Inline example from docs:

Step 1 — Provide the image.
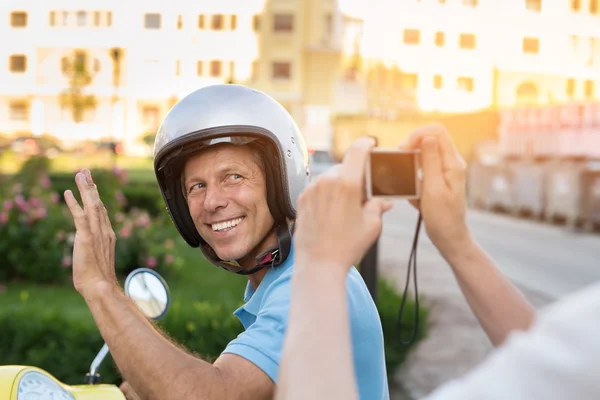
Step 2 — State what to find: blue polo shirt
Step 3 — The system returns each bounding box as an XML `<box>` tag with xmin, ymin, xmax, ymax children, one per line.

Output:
<box><xmin>222</xmin><ymin>244</ymin><xmax>389</xmax><ymax>400</ymax></box>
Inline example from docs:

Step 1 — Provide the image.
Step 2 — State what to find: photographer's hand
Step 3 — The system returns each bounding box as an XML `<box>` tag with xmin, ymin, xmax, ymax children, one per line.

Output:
<box><xmin>401</xmin><ymin>125</ymin><xmax>535</xmax><ymax>346</ymax></box>
<box><xmin>401</xmin><ymin>124</ymin><xmax>471</xmax><ymax>259</ymax></box>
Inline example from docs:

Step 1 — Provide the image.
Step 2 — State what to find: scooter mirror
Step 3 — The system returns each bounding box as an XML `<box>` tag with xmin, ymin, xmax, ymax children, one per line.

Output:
<box><xmin>124</xmin><ymin>268</ymin><xmax>170</xmax><ymax>320</ymax></box>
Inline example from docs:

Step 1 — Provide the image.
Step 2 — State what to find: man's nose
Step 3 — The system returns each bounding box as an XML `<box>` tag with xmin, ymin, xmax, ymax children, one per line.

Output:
<box><xmin>203</xmin><ymin>185</ymin><xmax>228</xmax><ymax>212</ymax></box>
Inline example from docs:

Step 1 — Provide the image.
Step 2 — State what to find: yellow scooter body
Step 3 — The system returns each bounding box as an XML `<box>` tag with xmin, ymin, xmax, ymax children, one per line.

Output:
<box><xmin>0</xmin><ymin>366</ymin><xmax>125</xmax><ymax>400</ymax></box>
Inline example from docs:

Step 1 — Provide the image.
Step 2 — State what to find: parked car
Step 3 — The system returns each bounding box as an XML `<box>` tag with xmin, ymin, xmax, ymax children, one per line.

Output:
<box><xmin>309</xmin><ymin>149</ymin><xmax>337</xmax><ymax>179</ymax></box>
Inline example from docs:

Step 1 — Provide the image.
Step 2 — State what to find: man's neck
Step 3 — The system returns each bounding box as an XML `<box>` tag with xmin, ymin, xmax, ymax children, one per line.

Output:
<box><xmin>248</xmin><ymin>268</ymin><xmax>269</xmax><ymax>289</ymax></box>
<box><xmin>238</xmin><ymin>229</ymin><xmax>279</xmax><ymax>289</ymax></box>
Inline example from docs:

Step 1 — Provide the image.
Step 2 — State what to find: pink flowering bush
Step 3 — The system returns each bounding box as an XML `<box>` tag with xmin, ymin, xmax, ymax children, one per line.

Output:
<box><xmin>113</xmin><ymin>208</ymin><xmax>181</xmax><ymax>280</ymax></box>
<box><xmin>0</xmin><ymin>178</ymin><xmax>73</xmax><ymax>283</ymax></box>
<box><xmin>0</xmin><ymin>156</ymin><xmax>180</xmax><ymax>285</ymax></box>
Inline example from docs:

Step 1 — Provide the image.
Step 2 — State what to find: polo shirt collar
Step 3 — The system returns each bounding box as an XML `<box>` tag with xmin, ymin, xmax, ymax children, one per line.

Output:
<box><xmin>239</xmin><ymin>244</ymin><xmax>295</xmax><ymax>317</ymax></box>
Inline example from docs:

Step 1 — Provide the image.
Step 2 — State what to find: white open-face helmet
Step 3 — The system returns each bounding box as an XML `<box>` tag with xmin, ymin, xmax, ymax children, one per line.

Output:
<box><xmin>153</xmin><ymin>84</ymin><xmax>310</xmax><ymax>273</ymax></box>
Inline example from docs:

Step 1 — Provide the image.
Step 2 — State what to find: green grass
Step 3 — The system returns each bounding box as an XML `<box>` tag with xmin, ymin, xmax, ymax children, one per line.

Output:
<box><xmin>0</xmin><ymin>238</ymin><xmax>248</xmax><ymax>322</ymax></box>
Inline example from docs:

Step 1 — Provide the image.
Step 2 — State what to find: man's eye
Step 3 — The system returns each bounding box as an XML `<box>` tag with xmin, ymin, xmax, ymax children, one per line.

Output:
<box><xmin>231</xmin><ymin>174</ymin><xmax>242</xmax><ymax>180</ymax></box>
<box><xmin>189</xmin><ymin>183</ymin><xmax>205</xmax><ymax>192</ymax></box>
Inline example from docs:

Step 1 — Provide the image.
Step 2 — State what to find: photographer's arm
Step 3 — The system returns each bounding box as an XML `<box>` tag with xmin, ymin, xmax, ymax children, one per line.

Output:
<box><xmin>403</xmin><ymin>126</ymin><xmax>535</xmax><ymax>346</ymax></box>
<box><xmin>437</xmin><ymin>233</ymin><xmax>535</xmax><ymax>347</ymax></box>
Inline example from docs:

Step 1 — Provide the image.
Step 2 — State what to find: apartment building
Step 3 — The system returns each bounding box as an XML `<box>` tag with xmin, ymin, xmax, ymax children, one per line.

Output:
<box><xmin>359</xmin><ymin>0</ymin><xmax>600</xmax><ymax>116</ymax></box>
<box><xmin>0</xmin><ymin>0</ymin><xmax>360</xmax><ymax>152</ymax></box>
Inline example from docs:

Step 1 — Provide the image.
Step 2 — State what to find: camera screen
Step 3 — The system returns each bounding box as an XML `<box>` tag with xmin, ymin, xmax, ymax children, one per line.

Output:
<box><xmin>370</xmin><ymin>152</ymin><xmax>417</xmax><ymax>196</ymax></box>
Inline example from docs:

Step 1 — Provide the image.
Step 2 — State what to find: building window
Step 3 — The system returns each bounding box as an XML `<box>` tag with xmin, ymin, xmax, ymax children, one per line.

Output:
<box><xmin>523</xmin><ymin>37</ymin><xmax>540</xmax><ymax>54</ymax></box>
<box><xmin>141</xmin><ymin>107</ymin><xmax>160</xmax><ymax>131</ymax></box>
<box><xmin>571</xmin><ymin>0</ymin><xmax>581</xmax><ymax>11</ymax></box>
<box><xmin>516</xmin><ymin>82</ymin><xmax>539</xmax><ymax>105</ymax></box>
<box><xmin>177</xmin><ymin>15</ymin><xmax>183</xmax><ymax>30</ymax></box>
<box><xmin>591</xmin><ymin>0</ymin><xmax>599</xmax><ymax>13</ymax></box>
<box><xmin>525</xmin><ymin>0</ymin><xmax>542</xmax><ymax>11</ymax></box>
<box><xmin>198</xmin><ymin>15</ymin><xmax>205</xmax><ymax>29</ymax></box>
<box><xmin>93</xmin><ymin>11</ymin><xmax>101</xmax><ymax>26</ymax></box>
<box><xmin>62</xmin><ymin>11</ymin><xmax>70</xmax><ymax>26</ymax></box>
<box><xmin>76</xmin><ymin>11</ymin><xmax>87</xmax><ymax>26</ymax></box>
<box><xmin>459</xmin><ymin>34</ymin><xmax>476</xmax><ymax>49</ymax></box>
<box><xmin>210</xmin><ymin>60</ymin><xmax>222</xmax><ymax>77</ymax></box>
<box><xmin>49</xmin><ymin>11</ymin><xmax>56</xmax><ymax>26</ymax></box>
<box><xmin>93</xmin><ymin>59</ymin><xmax>101</xmax><ymax>72</ymax></box>
<box><xmin>401</xmin><ymin>73</ymin><xmax>418</xmax><ymax>90</ymax></box>
<box><xmin>253</xmin><ymin>15</ymin><xmax>260</xmax><ymax>30</ymax></box>
<box><xmin>211</xmin><ymin>14</ymin><xmax>223</xmax><ymax>30</ymax></box>
<box><xmin>462</xmin><ymin>0</ymin><xmax>478</xmax><ymax>6</ymax></box>
<box><xmin>272</xmin><ymin>62</ymin><xmax>291</xmax><ymax>79</ymax></box>
<box><xmin>9</xmin><ymin>102</ymin><xmax>28</xmax><ymax>121</ymax></box>
<box><xmin>145</xmin><ymin>13</ymin><xmax>161</xmax><ymax>29</ymax></box>
<box><xmin>585</xmin><ymin>80</ymin><xmax>595</xmax><ymax>98</ymax></box>
<box><xmin>228</xmin><ymin>61</ymin><xmax>235</xmax><ymax>82</ymax></box>
<box><xmin>274</xmin><ymin>14</ymin><xmax>293</xmax><ymax>32</ymax></box>
<box><xmin>566</xmin><ymin>78</ymin><xmax>576</xmax><ymax>97</ymax></box>
<box><xmin>107</xmin><ymin>11</ymin><xmax>113</xmax><ymax>26</ymax></box>
<box><xmin>457</xmin><ymin>77</ymin><xmax>474</xmax><ymax>91</ymax></box>
<box><xmin>9</xmin><ymin>55</ymin><xmax>26</xmax><ymax>72</ymax></box>
<box><xmin>197</xmin><ymin>61</ymin><xmax>203</xmax><ymax>76</ymax></box>
<box><xmin>435</xmin><ymin>31</ymin><xmax>445</xmax><ymax>47</ymax></box>
<box><xmin>403</xmin><ymin>29</ymin><xmax>421</xmax><ymax>45</ymax></box>
<box><xmin>230</xmin><ymin>15</ymin><xmax>237</xmax><ymax>30</ymax></box>
<box><xmin>10</xmin><ymin>11</ymin><xmax>27</xmax><ymax>27</ymax></box>
<box><xmin>175</xmin><ymin>60</ymin><xmax>181</xmax><ymax>76</ymax></box>
<box><xmin>325</xmin><ymin>13</ymin><xmax>333</xmax><ymax>36</ymax></box>
<box><xmin>433</xmin><ymin>75</ymin><xmax>443</xmax><ymax>89</ymax></box>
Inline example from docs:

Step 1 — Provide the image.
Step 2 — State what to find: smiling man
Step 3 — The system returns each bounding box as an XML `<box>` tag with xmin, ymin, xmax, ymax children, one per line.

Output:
<box><xmin>65</xmin><ymin>84</ymin><xmax>389</xmax><ymax>400</ymax></box>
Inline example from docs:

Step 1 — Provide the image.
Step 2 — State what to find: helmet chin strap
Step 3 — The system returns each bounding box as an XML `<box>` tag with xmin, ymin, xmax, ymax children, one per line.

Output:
<box><xmin>204</xmin><ymin>223</ymin><xmax>292</xmax><ymax>276</ymax></box>
<box><xmin>233</xmin><ymin>224</ymin><xmax>292</xmax><ymax>276</ymax></box>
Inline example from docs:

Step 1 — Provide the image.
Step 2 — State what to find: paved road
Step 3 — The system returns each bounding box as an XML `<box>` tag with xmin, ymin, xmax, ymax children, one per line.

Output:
<box><xmin>377</xmin><ymin>202</ymin><xmax>600</xmax><ymax>399</ymax></box>
<box><xmin>380</xmin><ymin>202</ymin><xmax>600</xmax><ymax>300</ymax></box>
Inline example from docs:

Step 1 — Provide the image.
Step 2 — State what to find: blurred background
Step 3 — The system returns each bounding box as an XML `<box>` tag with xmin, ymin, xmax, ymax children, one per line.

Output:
<box><xmin>0</xmin><ymin>0</ymin><xmax>599</xmax><ymax>398</ymax></box>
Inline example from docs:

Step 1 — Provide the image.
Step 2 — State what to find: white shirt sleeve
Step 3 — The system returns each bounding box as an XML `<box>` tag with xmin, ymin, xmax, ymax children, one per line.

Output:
<box><xmin>424</xmin><ymin>282</ymin><xmax>600</xmax><ymax>400</ymax></box>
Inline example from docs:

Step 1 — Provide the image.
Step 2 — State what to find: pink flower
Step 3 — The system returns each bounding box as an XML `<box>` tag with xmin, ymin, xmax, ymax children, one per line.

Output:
<box><xmin>164</xmin><ymin>254</ymin><xmax>175</xmax><ymax>265</ymax></box>
<box><xmin>115</xmin><ymin>191</ymin><xmax>126</xmax><ymax>207</ymax></box>
<box><xmin>136</xmin><ymin>213</ymin><xmax>151</xmax><ymax>228</ymax></box>
<box><xmin>61</xmin><ymin>256</ymin><xmax>72</xmax><ymax>268</ymax></box>
<box><xmin>50</xmin><ymin>192</ymin><xmax>60</xmax><ymax>204</ymax></box>
<box><xmin>145</xmin><ymin>256</ymin><xmax>158</xmax><ymax>269</ymax></box>
<box><xmin>119</xmin><ymin>226</ymin><xmax>132</xmax><ymax>238</ymax></box>
<box><xmin>40</xmin><ymin>174</ymin><xmax>51</xmax><ymax>189</ymax></box>
<box><xmin>0</xmin><ymin>212</ymin><xmax>8</xmax><ymax>225</ymax></box>
<box><xmin>15</xmin><ymin>195</ymin><xmax>28</xmax><ymax>213</ymax></box>
<box><xmin>33</xmin><ymin>207</ymin><xmax>47</xmax><ymax>220</ymax></box>
<box><xmin>115</xmin><ymin>212</ymin><xmax>125</xmax><ymax>223</ymax></box>
<box><xmin>29</xmin><ymin>197</ymin><xmax>42</xmax><ymax>208</ymax></box>
<box><xmin>164</xmin><ymin>239</ymin><xmax>174</xmax><ymax>249</ymax></box>
<box><xmin>3</xmin><ymin>200</ymin><xmax>13</xmax><ymax>211</ymax></box>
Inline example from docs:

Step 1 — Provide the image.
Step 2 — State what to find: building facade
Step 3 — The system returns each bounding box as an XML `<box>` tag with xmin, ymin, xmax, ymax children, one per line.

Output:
<box><xmin>359</xmin><ymin>0</ymin><xmax>600</xmax><ymax>116</ymax></box>
<box><xmin>0</xmin><ymin>0</ymin><xmax>360</xmax><ymax>153</ymax></box>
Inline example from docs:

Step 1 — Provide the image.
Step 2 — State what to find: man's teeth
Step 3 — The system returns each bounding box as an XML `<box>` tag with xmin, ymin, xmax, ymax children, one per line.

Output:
<box><xmin>212</xmin><ymin>218</ymin><xmax>243</xmax><ymax>231</ymax></box>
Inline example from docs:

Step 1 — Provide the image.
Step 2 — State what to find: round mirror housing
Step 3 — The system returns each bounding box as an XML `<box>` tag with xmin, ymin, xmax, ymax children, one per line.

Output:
<box><xmin>124</xmin><ymin>268</ymin><xmax>170</xmax><ymax>320</ymax></box>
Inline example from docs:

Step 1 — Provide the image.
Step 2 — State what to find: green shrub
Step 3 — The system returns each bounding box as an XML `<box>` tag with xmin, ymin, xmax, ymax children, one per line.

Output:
<box><xmin>377</xmin><ymin>279</ymin><xmax>428</xmax><ymax>378</ymax></box>
<box><xmin>0</xmin><ymin>303</ymin><xmax>243</xmax><ymax>386</ymax></box>
<box><xmin>0</xmin><ymin>161</ymin><xmax>179</xmax><ymax>284</ymax></box>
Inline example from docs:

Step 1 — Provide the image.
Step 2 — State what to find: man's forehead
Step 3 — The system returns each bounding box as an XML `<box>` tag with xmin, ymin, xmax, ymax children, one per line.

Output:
<box><xmin>182</xmin><ymin>144</ymin><xmax>261</xmax><ymax>179</ymax></box>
